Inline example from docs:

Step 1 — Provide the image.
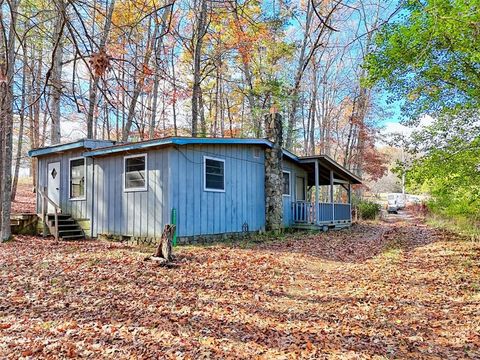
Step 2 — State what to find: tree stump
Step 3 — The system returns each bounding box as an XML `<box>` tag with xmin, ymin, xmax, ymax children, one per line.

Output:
<box><xmin>150</xmin><ymin>224</ymin><xmax>176</xmax><ymax>264</ymax></box>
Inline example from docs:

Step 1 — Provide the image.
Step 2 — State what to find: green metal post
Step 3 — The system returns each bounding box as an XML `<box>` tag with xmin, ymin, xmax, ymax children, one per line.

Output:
<box><xmin>171</xmin><ymin>208</ymin><xmax>177</xmax><ymax>246</ymax></box>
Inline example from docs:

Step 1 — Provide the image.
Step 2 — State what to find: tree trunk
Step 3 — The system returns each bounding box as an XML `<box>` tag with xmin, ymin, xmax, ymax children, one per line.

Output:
<box><xmin>122</xmin><ymin>17</ymin><xmax>166</xmax><ymax>141</ymax></box>
<box><xmin>49</xmin><ymin>0</ymin><xmax>65</xmax><ymax>145</ymax></box>
<box><xmin>171</xmin><ymin>47</ymin><xmax>178</xmax><ymax>136</ymax></box>
<box><xmin>149</xmin><ymin>65</ymin><xmax>160</xmax><ymax>139</ymax></box>
<box><xmin>11</xmin><ymin>35</ymin><xmax>28</xmax><ymax>201</ymax></box>
<box><xmin>199</xmin><ymin>87</ymin><xmax>206</xmax><ymax>136</ymax></box>
<box><xmin>191</xmin><ymin>0</ymin><xmax>208</xmax><ymax>137</ymax></box>
<box><xmin>153</xmin><ymin>224</ymin><xmax>176</xmax><ymax>262</ymax></box>
<box><xmin>29</xmin><ymin>43</ymin><xmax>42</xmax><ymax>189</ymax></box>
<box><xmin>229</xmin><ymin>2</ymin><xmax>260</xmax><ymax>137</ymax></box>
<box><xmin>86</xmin><ymin>0</ymin><xmax>116</xmax><ymax>139</ymax></box>
<box><xmin>285</xmin><ymin>1</ymin><xmax>313</xmax><ymax>149</ymax></box>
<box><xmin>149</xmin><ymin>6</ymin><xmax>171</xmax><ymax>139</ymax></box>
<box><xmin>0</xmin><ymin>0</ymin><xmax>18</xmax><ymax>241</ymax></box>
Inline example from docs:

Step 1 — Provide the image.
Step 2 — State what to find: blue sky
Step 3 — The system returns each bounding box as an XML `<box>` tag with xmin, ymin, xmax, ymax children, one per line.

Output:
<box><xmin>378</xmin><ymin>91</ymin><xmax>404</xmax><ymax>125</ymax></box>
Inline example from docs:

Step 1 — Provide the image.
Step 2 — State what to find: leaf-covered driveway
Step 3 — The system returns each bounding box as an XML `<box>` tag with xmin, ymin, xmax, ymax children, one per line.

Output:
<box><xmin>1</xmin><ymin>214</ymin><xmax>479</xmax><ymax>359</ymax></box>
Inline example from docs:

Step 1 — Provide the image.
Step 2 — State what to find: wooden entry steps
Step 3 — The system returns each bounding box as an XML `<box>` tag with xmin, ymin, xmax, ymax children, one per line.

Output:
<box><xmin>11</xmin><ymin>214</ymin><xmax>38</xmax><ymax>235</ymax></box>
<box><xmin>46</xmin><ymin>214</ymin><xmax>85</xmax><ymax>240</ymax></box>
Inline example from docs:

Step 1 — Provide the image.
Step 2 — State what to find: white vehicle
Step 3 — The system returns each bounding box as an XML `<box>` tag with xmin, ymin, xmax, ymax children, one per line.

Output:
<box><xmin>387</xmin><ymin>194</ymin><xmax>398</xmax><ymax>214</ymax></box>
<box><xmin>396</xmin><ymin>193</ymin><xmax>406</xmax><ymax>209</ymax></box>
<box><xmin>387</xmin><ymin>193</ymin><xmax>406</xmax><ymax>210</ymax></box>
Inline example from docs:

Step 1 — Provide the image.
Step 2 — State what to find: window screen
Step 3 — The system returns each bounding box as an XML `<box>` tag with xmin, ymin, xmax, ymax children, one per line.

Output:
<box><xmin>125</xmin><ymin>155</ymin><xmax>146</xmax><ymax>190</ymax></box>
<box><xmin>205</xmin><ymin>158</ymin><xmax>224</xmax><ymax>191</ymax></box>
<box><xmin>70</xmin><ymin>158</ymin><xmax>85</xmax><ymax>198</ymax></box>
<box><xmin>283</xmin><ymin>172</ymin><xmax>290</xmax><ymax>195</ymax></box>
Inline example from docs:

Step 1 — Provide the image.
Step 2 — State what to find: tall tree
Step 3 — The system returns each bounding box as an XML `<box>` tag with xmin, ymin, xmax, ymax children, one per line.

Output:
<box><xmin>191</xmin><ymin>0</ymin><xmax>209</xmax><ymax>137</ymax></box>
<box><xmin>0</xmin><ymin>0</ymin><xmax>18</xmax><ymax>241</ymax></box>
<box><xmin>86</xmin><ymin>0</ymin><xmax>116</xmax><ymax>139</ymax></box>
<box><xmin>285</xmin><ymin>0</ymin><xmax>341</xmax><ymax>149</ymax></box>
<box><xmin>11</xmin><ymin>26</ymin><xmax>28</xmax><ymax>201</ymax></box>
<box><xmin>49</xmin><ymin>0</ymin><xmax>66</xmax><ymax>144</ymax></box>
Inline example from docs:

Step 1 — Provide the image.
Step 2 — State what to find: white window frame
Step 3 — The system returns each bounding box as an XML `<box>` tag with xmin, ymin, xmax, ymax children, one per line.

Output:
<box><xmin>282</xmin><ymin>170</ymin><xmax>291</xmax><ymax>197</ymax></box>
<box><xmin>68</xmin><ymin>156</ymin><xmax>86</xmax><ymax>201</ymax></box>
<box><xmin>124</xmin><ymin>153</ymin><xmax>148</xmax><ymax>192</ymax></box>
<box><xmin>204</xmin><ymin>156</ymin><xmax>225</xmax><ymax>193</ymax></box>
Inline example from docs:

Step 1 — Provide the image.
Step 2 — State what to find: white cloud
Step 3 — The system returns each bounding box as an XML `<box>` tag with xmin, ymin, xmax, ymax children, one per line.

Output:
<box><xmin>380</xmin><ymin>115</ymin><xmax>435</xmax><ymax>145</ymax></box>
<box><xmin>61</xmin><ymin>117</ymin><xmax>87</xmax><ymax>142</ymax></box>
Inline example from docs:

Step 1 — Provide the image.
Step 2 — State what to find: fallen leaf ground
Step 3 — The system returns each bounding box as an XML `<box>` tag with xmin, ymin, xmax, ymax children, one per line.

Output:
<box><xmin>1</xmin><ymin>212</ymin><xmax>479</xmax><ymax>359</ymax></box>
<box><xmin>12</xmin><ymin>182</ymin><xmax>36</xmax><ymax>214</ymax></box>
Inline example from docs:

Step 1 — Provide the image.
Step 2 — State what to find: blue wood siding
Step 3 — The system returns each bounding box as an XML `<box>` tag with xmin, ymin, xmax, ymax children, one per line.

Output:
<box><xmin>36</xmin><ymin>149</ymin><xmax>91</xmax><ymax>220</ymax></box>
<box><xmin>282</xmin><ymin>159</ymin><xmax>308</xmax><ymax>227</ymax></box>
<box><xmin>92</xmin><ymin>149</ymin><xmax>170</xmax><ymax>238</ymax></box>
<box><xmin>169</xmin><ymin>144</ymin><xmax>265</xmax><ymax>237</ymax></box>
<box><xmin>35</xmin><ymin>143</ymin><xmax>318</xmax><ymax>239</ymax></box>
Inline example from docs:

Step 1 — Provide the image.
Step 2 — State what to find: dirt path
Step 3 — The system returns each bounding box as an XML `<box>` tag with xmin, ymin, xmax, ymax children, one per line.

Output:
<box><xmin>0</xmin><ymin>212</ymin><xmax>479</xmax><ymax>358</ymax></box>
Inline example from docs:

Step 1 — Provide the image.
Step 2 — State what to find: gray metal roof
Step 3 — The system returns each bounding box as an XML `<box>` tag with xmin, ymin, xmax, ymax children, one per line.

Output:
<box><xmin>82</xmin><ymin>137</ymin><xmax>274</xmax><ymax>157</ymax></box>
<box><xmin>28</xmin><ymin>139</ymin><xmax>116</xmax><ymax>157</ymax></box>
<box><xmin>298</xmin><ymin>155</ymin><xmax>362</xmax><ymax>184</ymax></box>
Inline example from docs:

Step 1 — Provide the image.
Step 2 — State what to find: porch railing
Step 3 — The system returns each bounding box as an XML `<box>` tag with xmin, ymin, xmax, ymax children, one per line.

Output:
<box><xmin>38</xmin><ymin>187</ymin><xmax>61</xmax><ymax>241</ymax></box>
<box><xmin>292</xmin><ymin>201</ymin><xmax>351</xmax><ymax>224</ymax></box>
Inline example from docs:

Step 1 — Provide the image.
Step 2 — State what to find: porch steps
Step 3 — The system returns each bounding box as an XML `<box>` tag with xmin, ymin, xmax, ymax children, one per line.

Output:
<box><xmin>10</xmin><ymin>214</ymin><xmax>38</xmax><ymax>235</ymax></box>
<box><xmin>46</xmin><ymin>214</ymin><xmax>85</xmax><ymax>240</ymax></box>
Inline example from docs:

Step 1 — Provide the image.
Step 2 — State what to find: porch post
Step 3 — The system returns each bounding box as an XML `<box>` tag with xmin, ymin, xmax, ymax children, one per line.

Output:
<box><xmin>330</xmin><ymin>170</ymin><xmax>334</xmax><ymax>222</ymax></box>
<box><xmin>348</xmin><ymin>182</ymin><xmax>352</xmax><ymax>222</ymax></box>
<box><xmin>314</xmin><ymin>159</ymin><xmax>319</xmax><ymax>224</ymax></box>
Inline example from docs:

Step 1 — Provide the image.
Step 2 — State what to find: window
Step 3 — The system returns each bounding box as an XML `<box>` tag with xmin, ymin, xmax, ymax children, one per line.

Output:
<box><xmin>69</xmin><ymin>157</ymin><xmax>85</xmax><ymax>199</ymax></box>
<box><xmin>204</xmin><ymin>156</ymin><xmax>225</xmax><ymax>191</ymax></box>
<box><xmin>124</xmin><ymin>154</ymin><xmax>147</xmax><ymax>191</ymax></box>
<box><xmin>283</xmin><ymin>171</ymin><xmax>290</xmax><ymax>196</ymax></box>
<box><xmin>253</xmin><ymin>147</ymin><xmax>261</xmax><ymax>158</ymax></box>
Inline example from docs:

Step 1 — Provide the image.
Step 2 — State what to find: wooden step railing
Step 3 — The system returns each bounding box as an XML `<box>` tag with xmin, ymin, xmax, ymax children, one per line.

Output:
<box><xmin>38</xmin><ymin>187</ymin><xmax>61</xmax><ymax>241</ymax></box>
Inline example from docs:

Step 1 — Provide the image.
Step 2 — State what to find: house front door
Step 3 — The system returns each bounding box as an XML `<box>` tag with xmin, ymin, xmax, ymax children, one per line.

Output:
<box><xmin>47</xmin><ymin>162</ymin><xmax>61</xmax><ymax>213</ymax></box>
<box><xmin>296</xmin><ymin>176</ymin><xmax>306</xmax><ymax>201</ymax></box>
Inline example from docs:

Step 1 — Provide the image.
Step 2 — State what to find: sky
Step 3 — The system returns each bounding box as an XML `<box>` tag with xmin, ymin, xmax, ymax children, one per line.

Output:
<box><xmin>377</xmin><ymin>91</ymin><xmax>404</xmax><ymax>124</ymax></box>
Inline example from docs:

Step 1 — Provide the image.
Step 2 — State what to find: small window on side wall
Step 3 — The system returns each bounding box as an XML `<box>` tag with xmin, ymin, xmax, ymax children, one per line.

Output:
<box><xmin>283</xmin><ymin>171</ymin><xmax>290</xmax><ymax>196</ymax></box>
<box><xmin>70</xmin><ymin>158</ymin><xmax>85</xmax><ymax>199</ymax></box>
<box><xmin>124</xmin><ymin>154</ymin><xmax>147</xmax><ymax>191</ymax></box>
<box><xmin>204</xmin><ymin>156</ymin><xmax>225</xmax><ymax>192</ymax></box>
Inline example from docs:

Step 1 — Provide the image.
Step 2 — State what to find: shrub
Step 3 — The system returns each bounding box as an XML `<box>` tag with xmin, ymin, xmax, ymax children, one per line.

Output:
<box><xmin>357</xmin><ymin>200</ymin><xmax>381</xmax><ymax>220</ymax></box>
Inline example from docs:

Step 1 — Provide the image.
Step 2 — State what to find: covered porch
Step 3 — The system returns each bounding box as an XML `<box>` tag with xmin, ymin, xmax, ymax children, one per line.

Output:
<box><xmin>291</xmin><ymin>155</ymin><xmax>361</xmax><ymax>230</ymax></box>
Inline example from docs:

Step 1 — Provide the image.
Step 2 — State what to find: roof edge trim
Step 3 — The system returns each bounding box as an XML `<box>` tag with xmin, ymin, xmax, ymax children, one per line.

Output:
<box><xmin>28</xmin><ymin>139</ymin><xmax>114</xmax><ymax>157</ymax></box>
<box><xmin>83</xmin><ymin>137</ymin><xmax>274</xmax><ymax>157</ymax></box>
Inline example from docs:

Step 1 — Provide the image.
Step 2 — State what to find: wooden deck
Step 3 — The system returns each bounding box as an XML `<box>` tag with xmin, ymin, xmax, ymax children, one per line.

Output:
<box><xmin>291</xmin><ymin>201</ymin><xmax>352</xmax><ymax>230</ymax></box>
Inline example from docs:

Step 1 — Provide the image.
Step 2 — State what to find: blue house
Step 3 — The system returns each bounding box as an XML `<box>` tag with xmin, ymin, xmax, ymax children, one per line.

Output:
<box><xmin>28</xmin><ymin>137</ymin><xmax>361</xmax><ymax>243</ymax></box>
